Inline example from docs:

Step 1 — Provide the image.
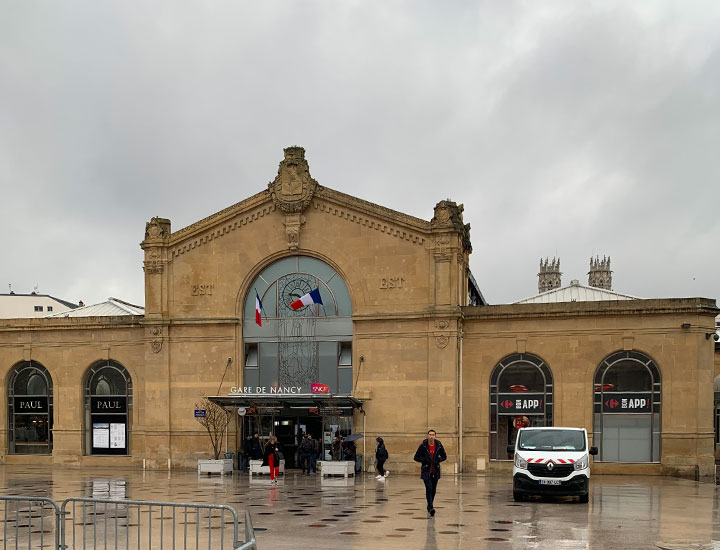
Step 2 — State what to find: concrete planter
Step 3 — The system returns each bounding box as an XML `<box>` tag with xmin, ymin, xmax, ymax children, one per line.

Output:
<box><xmin>197</xmin><ymin>459</ymin><xmax>233</xmax><ymax>475</ymax></box>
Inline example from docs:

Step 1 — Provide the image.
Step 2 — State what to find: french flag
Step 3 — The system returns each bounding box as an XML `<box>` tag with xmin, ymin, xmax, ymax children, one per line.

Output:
<box><xmin>290</xmin><ymin>288</ymin><xmax>323</xmax><ymax>311</ymax></box>
<box><xmin>255</xmin><ymin>291</ymin><xmax>264</xmax><ymax>326</ymax></box>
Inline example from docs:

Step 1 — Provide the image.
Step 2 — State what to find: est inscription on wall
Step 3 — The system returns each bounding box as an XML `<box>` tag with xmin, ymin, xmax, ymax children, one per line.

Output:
<box><xmin>379</xmin><ymin>277</ymin><xmax>405</xmax><ymax>289</ymax></box>
<box><xmin>191</xmin><ymin>284</ymin><xmax>215</xmax><ymax>296</ymax></box>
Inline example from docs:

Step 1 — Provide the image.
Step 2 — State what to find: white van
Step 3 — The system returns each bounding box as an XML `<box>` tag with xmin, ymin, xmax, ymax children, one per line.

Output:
<box><xmin>508</xmin><ymin>427</ymin><xmax>598</xmax><ymax>503</ymax></box>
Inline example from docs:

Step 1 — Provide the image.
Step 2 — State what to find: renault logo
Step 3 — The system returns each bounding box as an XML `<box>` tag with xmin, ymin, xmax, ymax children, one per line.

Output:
<box><xmin>547</xmin><ymin>462</ymin><xmax>554</xmax><ymax>471</ymax></box>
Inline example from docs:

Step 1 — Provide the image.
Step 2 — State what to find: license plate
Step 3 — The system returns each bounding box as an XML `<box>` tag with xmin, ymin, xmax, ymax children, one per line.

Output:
<box><xmin>539</xmin><ymin>479</ymin><xmax>561</xmax><ymax>485</ymax></box>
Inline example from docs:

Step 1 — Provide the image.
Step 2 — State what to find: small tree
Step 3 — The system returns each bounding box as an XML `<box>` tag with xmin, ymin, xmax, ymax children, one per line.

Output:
<box><xmin>194</xmin><ymin>398</ymin><xmax>230</xmax><ymax>460</ymax></box>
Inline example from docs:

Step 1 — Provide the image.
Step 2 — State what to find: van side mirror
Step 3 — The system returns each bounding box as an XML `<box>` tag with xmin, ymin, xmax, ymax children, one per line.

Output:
<box><xmin>589</xmin><ymin>446</ymin><xmax>598</xmax><ymax>456</ymax></box>
<box><xmin>506</xmin><ymin>445</ymin><xmax>515</xmax><ymax>454</ymax></box>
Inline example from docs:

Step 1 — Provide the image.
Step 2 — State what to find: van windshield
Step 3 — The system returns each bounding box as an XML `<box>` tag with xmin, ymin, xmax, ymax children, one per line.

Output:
<box><xmin>517</xmin><ymin>430</ymin><xmax>586</xmax><ymax>452</ymax></box>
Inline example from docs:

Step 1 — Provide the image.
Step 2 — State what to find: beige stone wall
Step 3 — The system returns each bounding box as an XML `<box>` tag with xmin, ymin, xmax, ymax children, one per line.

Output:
<box><xmin>462</xmin><ymin>298</ymin><xmax>718</xmax><ymax>479</ymax></box>
<box><xmin>0</xmin><ymin>317</ymin><xmax>144</xmax><ymax>467</ymax></box>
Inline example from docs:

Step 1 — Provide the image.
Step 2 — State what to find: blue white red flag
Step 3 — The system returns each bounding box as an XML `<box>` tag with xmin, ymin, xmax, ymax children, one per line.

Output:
<box><xmin>290</xmin><ymin>288</ymin><xmax>323</xmax><ymax>311</ymax></box>
<box><xmin>255</xmin><ymin>291</ymin><xmax>264</xmax><ymax>326</ymax></box>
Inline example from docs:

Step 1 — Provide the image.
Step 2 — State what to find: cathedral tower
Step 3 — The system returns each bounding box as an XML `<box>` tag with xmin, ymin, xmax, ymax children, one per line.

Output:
<box><xmin>538</xmin><ymin>257</ymin><xmax>562</xmax><ymax>293</ymax></box>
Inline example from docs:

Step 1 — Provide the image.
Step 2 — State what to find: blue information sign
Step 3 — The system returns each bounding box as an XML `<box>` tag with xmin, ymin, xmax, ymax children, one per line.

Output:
<box><xmin>194</xmin><ymin>409</ymin><xmax>207</xmax><ymax>418</ymax></box>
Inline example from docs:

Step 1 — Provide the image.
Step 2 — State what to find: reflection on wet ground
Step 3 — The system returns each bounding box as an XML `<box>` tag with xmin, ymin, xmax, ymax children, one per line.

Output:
<box><xmin>0</xmin><ymin>465</ymin><xmax>718</xmax><ymax>549</ymax></box>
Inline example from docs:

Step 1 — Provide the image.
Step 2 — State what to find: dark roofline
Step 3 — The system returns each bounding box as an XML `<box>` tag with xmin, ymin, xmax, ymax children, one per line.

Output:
<box><xmin>0</xmin><ymin>294</ymin><xmax>78</xmax><ymax>309</ymax></box>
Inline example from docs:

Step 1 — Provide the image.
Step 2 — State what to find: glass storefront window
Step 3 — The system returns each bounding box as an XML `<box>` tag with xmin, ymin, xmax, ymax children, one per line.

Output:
<box><xmin>85</xmin><ymin>361</ymin><xmax>132</xmax><ymax>456</ymax></box>
<box><xmin>489</xmin><ymin>353</ymin><xmax>554</xmax><ymax>460</ymax></box>
<box><xmin>242</xmin><ymin>256</ymin><xmax>353</xmax><ymax>395</ymax></box>
<box><xmin>8</xmin><ymin>361</ymin><xmax>53</xmax><ymax>455</ymax></box>
<box><xmin>593</xmin><ymin>351</ymin><xmax>661</xmax><ymax>463</ymax></box>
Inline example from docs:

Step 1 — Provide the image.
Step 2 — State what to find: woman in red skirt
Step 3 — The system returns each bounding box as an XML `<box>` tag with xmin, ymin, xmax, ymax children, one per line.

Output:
<box><xmin>262</xmin><ymin>435</ymin><xmax>281</xmax><ymax>483</ymax></box>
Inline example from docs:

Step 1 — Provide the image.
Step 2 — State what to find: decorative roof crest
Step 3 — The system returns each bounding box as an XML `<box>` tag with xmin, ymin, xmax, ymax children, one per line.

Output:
<box><xmin>268</xmin><ymin>146</ymin><xmax>318</xmax><ymax>214</ymax></box>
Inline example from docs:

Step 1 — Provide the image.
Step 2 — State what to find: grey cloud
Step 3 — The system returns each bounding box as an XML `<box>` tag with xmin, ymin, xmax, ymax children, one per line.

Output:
<box><xmin>1</xmin><ymin>1</ymin><xmax>718</xmax><ymax>306</ymax></box>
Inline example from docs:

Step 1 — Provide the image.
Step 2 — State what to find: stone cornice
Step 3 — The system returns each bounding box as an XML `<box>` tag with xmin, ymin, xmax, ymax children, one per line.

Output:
<box><xmin>462</xmin><ymin>298</ymin><xmax>719</xmax><ymax>321</ymax></box>
<box><xmin>315</xmin><ymin>187</ymin><xmax>431</xmax><ymax>233</ymax></box>
<box><xmin>160</xmin><ymin>180</ymin><xmax>468</xmax><ymax>258</ymax></box>
<box><xmin>0</xmin><ymin>316</ymin><xmax>144</xmax><ymax>332</ymax></box>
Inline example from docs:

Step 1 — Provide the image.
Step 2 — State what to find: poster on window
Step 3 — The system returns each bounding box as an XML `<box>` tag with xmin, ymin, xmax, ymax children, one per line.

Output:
<box><xmin>110</xmin><ymin>423</ymin><xmax>126</xmax><ymax>449</ymax></box>
<box><xmin>93</xmin><ymin>423</ymin><xmax>110</xmax><ymax>448</ymax></box>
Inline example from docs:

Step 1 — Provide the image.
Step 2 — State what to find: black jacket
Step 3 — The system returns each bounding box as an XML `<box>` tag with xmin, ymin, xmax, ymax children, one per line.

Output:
<box><xmin>262</xmin><ymin>441</ymin><xmax>281</xmax><ymax>466</ymax></box>
<box><xmin>299</xmin><ymin>438</ymin><xmax>313</xmax><ymax>455</ymax></box>
<box><xmin>375</xmin><ymin>441</ymin><xmax>389</xmax><ymax>461</ymax></box>
<box><xmin>413</xmin><ymin>438</ymin><xmax>447</xmax><ymax>480</ymax></box>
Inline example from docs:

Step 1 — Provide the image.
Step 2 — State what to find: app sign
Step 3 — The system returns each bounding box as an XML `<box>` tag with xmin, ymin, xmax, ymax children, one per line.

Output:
<box><xmin>497</xmin><ymin>394</ymin><xmax>544</xmax><ymax>414</ymax></box>
<box><xmin>602</xmin><ymin>393</ymin><xmax>652</xmax><ymax>413</ymax></box>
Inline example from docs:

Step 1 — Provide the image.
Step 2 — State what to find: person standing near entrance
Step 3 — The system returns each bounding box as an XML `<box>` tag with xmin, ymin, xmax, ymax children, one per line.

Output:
<box><xmin>375</xmin><ymin>437</ymin><xmax>389</xmax><ymax>480</ymax></box>
<box><xmin>309</xmin><ymin>434</ymin><xmax>319</xmax><ymax>475</ymax></box>
<box><xmin>413</xmin><ymin>429</ymin><xmax>446</xmax><ymax>516</ymax></box>
<box><xmin>299</xmin><ymin>433</ymin><xmax>313</xmax><ymax>475</ymax></box>
<box><xmin>251</xmin><ymin>433</ymin><xmax>263</xmax><ymax>460</ymax></box>
<box><xmin>263</xmin><ymin>435</ymin><xmax>281</xmax><ymax>484</ymax></box>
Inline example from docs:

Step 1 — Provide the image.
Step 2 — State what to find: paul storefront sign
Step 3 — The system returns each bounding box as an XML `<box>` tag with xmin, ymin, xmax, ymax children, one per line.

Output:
<box><xmin>602</xmin><ymin>393</ymin><xmax>652</xmax><ymax>413</ymax></box>
<box><xmin>91</xmin><ymin>396</ymin><xmax>127</xmax><ymax>414</ymax></box>
<box><xmin>498</xmin><ymin>394</ymin><xmax>544</xmax><ymax>414</ymax></box>
<box><xmin>13</xmin><ymin>396</ymin><xmax>49</xmax><ymax>413</ymax></box>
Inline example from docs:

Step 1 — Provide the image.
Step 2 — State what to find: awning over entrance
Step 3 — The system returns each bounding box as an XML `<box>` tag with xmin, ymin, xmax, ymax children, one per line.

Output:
<box><xmin>207</xmin><ymin>393</ymin><xmax>363</xmax><ymax>414</ymax></box>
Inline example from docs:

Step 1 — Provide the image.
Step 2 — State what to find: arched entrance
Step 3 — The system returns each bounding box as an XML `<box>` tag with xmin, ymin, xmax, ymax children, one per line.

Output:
<box><xmin>490</xmin><ymin>353</ymin><xmax>554</xmax><ymax>460</ymax></box>
<box><xmin>593</xmin><ymin>351</ymin><xmax>661</xmax><ymax>462</ymax></box>
<box><xmin>84</xmin><ymin>360</ymin><xmax>133</xmax><ymax>455</ymax></box>
<box><xmin>7</xmin><ymin>361</ymin><xmax>53</xmax><ymax>455</ymax></box>
<box><xmin>241</xmin><ymin>255</ymin><xmax>353</xmax><ymax>466</ymax></box>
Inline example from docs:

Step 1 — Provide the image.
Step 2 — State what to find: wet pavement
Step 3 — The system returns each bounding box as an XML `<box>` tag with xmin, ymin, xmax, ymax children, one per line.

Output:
<box><xmin>0</xmin><ymin>465</ymin><xmax>718</xmax><ymax>549</ymax></box>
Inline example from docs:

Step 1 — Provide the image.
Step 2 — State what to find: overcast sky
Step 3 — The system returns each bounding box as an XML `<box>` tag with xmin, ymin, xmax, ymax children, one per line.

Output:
<box><xmin>1</xmin><ymin>1</ymin><xmax>718</xmax><ymax>308</ymax></box>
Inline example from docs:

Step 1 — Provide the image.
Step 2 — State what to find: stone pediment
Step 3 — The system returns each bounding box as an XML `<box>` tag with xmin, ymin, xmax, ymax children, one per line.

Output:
<box><xmin>160</xmin><ymin>147</ymin><xmax>464</xmax><ymax>258</ymax></box>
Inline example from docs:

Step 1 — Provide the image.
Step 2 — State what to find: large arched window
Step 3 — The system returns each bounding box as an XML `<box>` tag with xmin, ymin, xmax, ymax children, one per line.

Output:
<box><xmin>84</xmin><ymin>361</ymin><xmax>132</xmax><ymax>455</ymax></box>
<box><xmin>7</xmin><ymin>361</ymin><xmax>53</xmax><ymax>455</ymax></box>
<box><xmin>242</xmin><ymin>255</ymin><xmax>353</xmax><ymax>394</ymax></box>
<box><xmin>490</xmin><ymin>353</ymin><xmax>553</xmax><ymax>460</ymax></box>
<box><xmin>593</xmin><ymin>351</ymin><xmax>661</xmax><ymax>462</ymax></box>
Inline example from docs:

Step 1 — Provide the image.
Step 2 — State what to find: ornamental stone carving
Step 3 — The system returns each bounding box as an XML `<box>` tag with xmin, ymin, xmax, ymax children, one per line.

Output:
<box><xmin>151</xmin><ymin>340</ymin><xmax>163</xmax><ymax>353</ymax></box>
<box><xmin>268</xmin><ymin>146</ymin><xmax>319</xmax><ymax>214</ymax></box>
<box><xmin>434</xmin><ymin>235</ymin><xmax>452</xmax><ymax>262</ymax></box>
<box><xmin>431</xmin><ymin>200</ymin><xmax>472</xmax><ymax>253</ymax></box>
<box><xmin>283</xmin><ymin>213</ymin><xmax>306</xmax><ymax>250</ymax></box>
<box><xmin>435</xmin><ymin>335</ymin><xmax>449</xmax><ymax>349</ymax></box>
<box><xmin>144</xmin><ymin>217</ymin><xmax>171</xmax><ymax>242</ymax></box>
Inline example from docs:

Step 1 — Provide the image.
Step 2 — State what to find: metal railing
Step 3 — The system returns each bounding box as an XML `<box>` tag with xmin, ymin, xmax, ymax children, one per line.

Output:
<box><xmin>0</xmin><ymin>495</ymin><xmax>61</xmax><ymax>550</ymax></box>
<box><xmin>0</xmin><ymin>496</ymin><xmax>257</xmax><ymax>550</ymax></box>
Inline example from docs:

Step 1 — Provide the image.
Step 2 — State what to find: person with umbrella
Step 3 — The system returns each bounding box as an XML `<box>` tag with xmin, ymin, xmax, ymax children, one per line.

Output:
<box><xmin>342</xmin><ymin>433</ymin><xmax>362</xmax><ymax>470</ymax></box>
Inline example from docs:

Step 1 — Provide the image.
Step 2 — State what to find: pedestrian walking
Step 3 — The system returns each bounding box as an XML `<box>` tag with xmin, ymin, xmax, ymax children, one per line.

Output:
<box><xmin>262</xmin><ymin>435</ymin><xmax>281</xmax><ymax>483</ymax></box>
<box><xmin>298</xmin><ymin>433</ymin><xmax>313</xmax><ymax>475</ymax></box>
<box><xmin>375</xmin><ymin>437</ymin><xmax>389</xmax><ymax>480</ymax></box>
<box><xmin>413</xmin><ymin>429</ymin><xmax>447</xmax><ymax>517</ymax></box>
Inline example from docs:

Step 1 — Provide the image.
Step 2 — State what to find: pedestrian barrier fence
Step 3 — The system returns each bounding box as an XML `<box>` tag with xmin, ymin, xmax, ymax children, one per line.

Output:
<box><xmin>0</xmin><ymin>495</ymin><xmax>257</xmax><ymax>550</ymax></box>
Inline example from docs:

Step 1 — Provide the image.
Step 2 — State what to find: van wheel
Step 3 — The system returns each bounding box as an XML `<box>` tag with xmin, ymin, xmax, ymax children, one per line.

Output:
<box><xmin>579</xmin><ymin>492</ymin><xmax>589</xmax><ymax>503</ymax></box>
<box><xmin>513</xmin><ymin>491</ymin><xmax>523</xmax><ymax>502</ymax></box>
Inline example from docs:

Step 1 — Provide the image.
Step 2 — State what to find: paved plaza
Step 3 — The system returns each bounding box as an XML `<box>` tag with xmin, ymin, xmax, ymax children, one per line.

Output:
<box><xmin>0</xmin><ymin>465</ymin><xmax>718</xmax><ymax>549</ymax></box>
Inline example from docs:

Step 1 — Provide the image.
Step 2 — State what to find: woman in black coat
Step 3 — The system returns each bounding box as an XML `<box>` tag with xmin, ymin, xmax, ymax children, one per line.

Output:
<box><xmin>375</xmin><ymin>437</ymin><xmax>389</xmax><ymax>479</ymax></box>
<box><xmin>262</xmin><ymin>435</ymin><xmax>281</xmax><ymax>483</ymax></box>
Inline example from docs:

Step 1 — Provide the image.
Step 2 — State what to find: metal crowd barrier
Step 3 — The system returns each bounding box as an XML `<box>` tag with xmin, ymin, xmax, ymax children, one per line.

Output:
<box><xmin>0</xmin><ymin>496</ymin><xmax>257</xmax><ymax>550</ymax></box>
<box><xmin>0</xmin><ymin>495</ymin><xmax>61</xmax><ymax>549</ymax></box>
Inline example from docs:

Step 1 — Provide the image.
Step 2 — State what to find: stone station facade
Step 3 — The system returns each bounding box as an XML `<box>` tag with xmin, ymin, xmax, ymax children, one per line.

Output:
<box><xmin>0</xmin><ymin>147</ymin><xmax>717</xmax><ymax>479</ymax></box>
